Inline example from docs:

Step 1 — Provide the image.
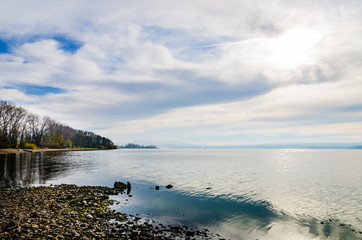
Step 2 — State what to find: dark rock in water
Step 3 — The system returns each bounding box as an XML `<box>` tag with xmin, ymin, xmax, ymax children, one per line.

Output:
<box><xmin>329</xmin><ymin>219</ymin><xmax>332</xmax><ymax>222</ymax></box>
<box><xmin>320</xmin><ymin>222</ymin><xmax>324</xmax><ymax>225</ymax></box>
<box><xmin>206</xmin><ymin>187</ymin><xmax>211</xmax><ymax>190</ymax></box>
<box><xmin>114</xmin><ymin>181</ymin><xmax>127</xmax><ymax>190</ymax></box>
<box><xmin>340</xmin><ymin>223</ymin><xmax>346</xmax><ymax>226</ymax></box>
<box><xmin>165</xmin><ymin>184</ymin><xmax>173</xmax><ymax>189</ymax></box>
<box><xmin>127</xmin><ymin>182</ymin><xmax>132</xmax><ymax>195</ymax></box>
<box><xmin>128</xmin><ymin>195</ymin><xmax>132</xmax><ymax>197</ymax></box>
<box><xmin>155</xmin><ymin>186</ymin><xmax>160</xmax><ymax>190</ymax></box>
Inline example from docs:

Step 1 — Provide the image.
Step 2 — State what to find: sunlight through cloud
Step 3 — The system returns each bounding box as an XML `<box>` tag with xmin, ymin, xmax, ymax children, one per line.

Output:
<box><xmin>267</xmin><ymin>28</ymin><xmax>323</xmax><ymax>69</ymax></box>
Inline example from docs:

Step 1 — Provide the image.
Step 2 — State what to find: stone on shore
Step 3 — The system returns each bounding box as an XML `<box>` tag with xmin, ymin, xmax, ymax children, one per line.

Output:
<box><xmin>0</xmin><ymin>184</ymin><xmax>222</xmax><ymax>239</ymax></box>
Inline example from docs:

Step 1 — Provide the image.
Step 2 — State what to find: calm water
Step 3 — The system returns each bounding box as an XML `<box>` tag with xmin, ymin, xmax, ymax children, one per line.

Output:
<box><xmin>1</xmin><ymin>149</ymin><xmax>361</xmax><ymax>239</ymax></box>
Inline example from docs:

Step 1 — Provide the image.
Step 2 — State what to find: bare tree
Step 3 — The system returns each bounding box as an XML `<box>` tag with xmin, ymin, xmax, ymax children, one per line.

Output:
<box><xmin>0</xmin><ymin>102</ymin><xmax>28</xmax><ymax>147</ymax></box>
<box><xmin>27</xmin><ymin>114</ymin><xmax>51</xmax><ymax>147</ymax></box>
<box><xmin>1</xmin><ymin>101</ymin><xmax>115</xmax><ymax>149</ymax></box>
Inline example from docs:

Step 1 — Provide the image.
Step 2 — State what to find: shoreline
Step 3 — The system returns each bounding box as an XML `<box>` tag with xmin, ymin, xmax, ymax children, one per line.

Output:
<box><xmin>0</xmin><ymin>183</ymin><xmax>219</xmax><ymax>239</ymax></box>
<box><xmin>0</xmin><ymin>148</ymin><xmax>100</xmax><ymax>155</ymax></box>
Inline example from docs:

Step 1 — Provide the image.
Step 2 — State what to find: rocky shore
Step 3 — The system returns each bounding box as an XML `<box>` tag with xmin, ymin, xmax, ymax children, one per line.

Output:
<box><xmin>0</xmin><ymin>183</ymin><xmax>222</xmax><ymax>239</ymax></box>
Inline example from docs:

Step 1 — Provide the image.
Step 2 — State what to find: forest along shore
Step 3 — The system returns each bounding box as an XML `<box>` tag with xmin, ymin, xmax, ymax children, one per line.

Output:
<box><xmin>0</xmin><ymin>183</ymin><xmax>219</xmax><ymax>239</ymax></box>
<box><xmin>0</xmin><ymin>148</ymin><xmax>100</xmax><ymax>155</ymax></box>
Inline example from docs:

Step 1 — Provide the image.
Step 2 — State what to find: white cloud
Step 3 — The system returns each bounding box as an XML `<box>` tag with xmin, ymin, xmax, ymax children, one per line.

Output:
<box><xmin>99</xmin><ymin>78</ymin><xmax>362</xmax><ymax>144</ymax></box>
<box><xmin>0</xmin><ymin>88</ymin><xmax>32</xmax><ymax>102</ymax></box>
<box><xmin>1</xmin><ymin>0</ymin><xmax>362</xmax><ymax>145</ymax></box>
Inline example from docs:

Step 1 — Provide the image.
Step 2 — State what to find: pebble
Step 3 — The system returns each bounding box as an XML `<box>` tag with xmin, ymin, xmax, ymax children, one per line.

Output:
<box><xmin>0</xmin><ymin>184</ymin><xmax>222</xmax><ymax>239</ymax></box>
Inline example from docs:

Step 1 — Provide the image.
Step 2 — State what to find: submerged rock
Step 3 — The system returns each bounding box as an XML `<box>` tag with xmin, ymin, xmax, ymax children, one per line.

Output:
<box><xmin>114</xmin><ymin>181</ymin><xmax>127</xmax><ymax>191</ymax></box>
<box><xmin>127</xmin><ymin>181</ymin><xmax>132</xmax><ymax>195</ymax></box>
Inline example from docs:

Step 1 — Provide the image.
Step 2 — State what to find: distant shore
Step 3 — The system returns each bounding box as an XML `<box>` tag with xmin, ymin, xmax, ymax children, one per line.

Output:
<box><xmin>0</xmin><ymin>148</ymin><xmax>100</xmax><ymax>155</ymax></box>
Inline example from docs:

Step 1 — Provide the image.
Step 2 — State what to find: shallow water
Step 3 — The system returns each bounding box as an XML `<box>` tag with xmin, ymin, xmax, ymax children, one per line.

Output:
<box><xmin>1</xmin><ymin>149</ymin><xmax>361</xmax><ymax>239</ymax></box>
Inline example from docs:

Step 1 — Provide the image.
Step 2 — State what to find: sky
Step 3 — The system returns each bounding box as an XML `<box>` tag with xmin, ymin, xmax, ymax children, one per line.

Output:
<box><xmin>0</xmin><ymin>0</ymin><xmax>362</xmax><ymax>147</ymax></box>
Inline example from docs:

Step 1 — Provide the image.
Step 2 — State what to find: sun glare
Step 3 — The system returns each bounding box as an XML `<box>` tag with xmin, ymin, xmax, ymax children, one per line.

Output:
<box><xmin>268</xmin><ymin>28</ymin><xmax>323</xmax><ymax>69</ymax></box>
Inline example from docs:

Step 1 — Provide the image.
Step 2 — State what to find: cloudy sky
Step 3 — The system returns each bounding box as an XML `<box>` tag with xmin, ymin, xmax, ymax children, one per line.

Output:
<box><xmin>1</xmin><ymin>0</ymin><xmax>362</xmax><ymax>147</ymax></box>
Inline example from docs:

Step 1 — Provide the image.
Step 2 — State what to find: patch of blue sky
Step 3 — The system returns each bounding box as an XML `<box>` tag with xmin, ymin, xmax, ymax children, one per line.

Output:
<box><xmin>5</xmin><ymin>84</ymin><xmax>66</xmax><ymax>96</ymax></box>
<box><xmin>52</xmin><ymin>35</ymin><xmax>83</xmax><ymax>53</ymax></box>
<box><xmin>0</xmin><ymin>39</ymin><xmax>9</xmax><ymax>53</ymax></box>
<box><xmin>0</xmin><ymin>34</ymin><xmax>83</xmax><ymax>54</ymax></box>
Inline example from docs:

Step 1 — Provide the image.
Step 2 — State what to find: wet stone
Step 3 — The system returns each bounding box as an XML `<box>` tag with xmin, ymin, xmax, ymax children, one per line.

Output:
<box><xmin>0</xmin><ymin>184</ymin><xmax>223</xmax><ymax>239</ymax></box>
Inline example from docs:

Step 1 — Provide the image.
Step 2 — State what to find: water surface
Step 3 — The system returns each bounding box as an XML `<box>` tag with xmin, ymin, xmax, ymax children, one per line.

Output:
<box><xmin>1</xmin><ymin>149</ymin><xmax>361</xmax><ymax>239</ymax></box>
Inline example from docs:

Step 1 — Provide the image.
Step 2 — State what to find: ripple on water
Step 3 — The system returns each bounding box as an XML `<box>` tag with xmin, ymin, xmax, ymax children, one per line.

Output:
<box><xmin>1</xmin><ymin>149</ymin><xmax>362</xmax><ymax>239</ymax></box>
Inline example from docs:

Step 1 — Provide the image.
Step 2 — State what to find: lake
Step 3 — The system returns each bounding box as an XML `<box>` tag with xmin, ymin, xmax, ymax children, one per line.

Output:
<box><xmin>1</xmin><ymin>149</ymin><xmax>361</xmax><ymax>239</ymax></box>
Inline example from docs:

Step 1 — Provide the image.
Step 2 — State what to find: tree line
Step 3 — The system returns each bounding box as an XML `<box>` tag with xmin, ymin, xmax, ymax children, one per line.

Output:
<box><xmin>0</xmin><ymin>101</ymin><xmax>116</xmax><ymax>149</ymax></box>
<box><xmin>119</xmin><ymin>143</ymin><xmax>157</xmax><ymax>149</ymax></box>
